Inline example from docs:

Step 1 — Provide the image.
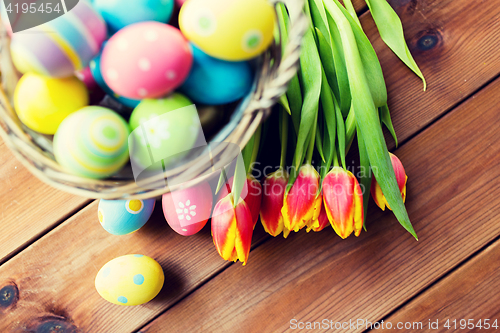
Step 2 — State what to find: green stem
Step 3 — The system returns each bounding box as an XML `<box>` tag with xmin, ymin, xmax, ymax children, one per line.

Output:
<box><xmin>280</xmin><ymin>109</ymin><xmax>289</xmax><ymax>169</ymax></box>
<box><xmin>333</xmin><ymin>148</ymin><xmax>340</xmax><ymax>167</ymax></box>
<box><xmin>345</xmin><ymin>106</ymin><xmax>356</xmax><ymax>152</ymax></box>
<box><xmin>248</xmin><ymin>125</ymin><xmax>262</xmax><ymax>174</ymax></box>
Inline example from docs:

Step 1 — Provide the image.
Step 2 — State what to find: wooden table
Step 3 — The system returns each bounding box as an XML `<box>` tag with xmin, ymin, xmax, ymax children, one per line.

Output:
<box><xmin>1</xmin><ymin>0</ymin><xmax>500</xmax><ymax>332</ymax></box>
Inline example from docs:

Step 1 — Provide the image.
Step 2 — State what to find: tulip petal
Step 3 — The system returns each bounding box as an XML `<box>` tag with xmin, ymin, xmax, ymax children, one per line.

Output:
<box><xmin>260</xmin><ymin>170</ymin><xmax>288</xmax><ymax>237</ymax></box>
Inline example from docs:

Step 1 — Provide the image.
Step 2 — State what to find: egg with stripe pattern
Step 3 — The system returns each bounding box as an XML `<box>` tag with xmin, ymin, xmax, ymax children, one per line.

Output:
<box><xmin>53</xmin><ymin>106</ymin><xmax>130</xmax><ymax>179</ymax></box>
<box><xmin>98</xmin><ymin>199</ymin><xmax>156</xmax><ymax>235</ymax></box>
<box><xmin>95</xmin><ymin>254</ymin><xmax>164</xmax><ymax>306</ymax></box>
<box><xmin>10</xmin><ymin>0</ymin><xmax>107</xmax><ymax>77</ymax></box>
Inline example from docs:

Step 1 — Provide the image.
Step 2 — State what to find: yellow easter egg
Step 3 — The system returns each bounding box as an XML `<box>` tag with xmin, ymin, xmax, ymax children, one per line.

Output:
<box><xmin>179</xmin><ymin>0</ymin><xmax>276</xmax><ymax>61</ymax></box>
<box><xmin>95</xmin><ymin>254</ymin><xmax>164</xmax><ymax>306</ymax></box>
<box><xmin>14</xmin><ymin>73</ymin><xmax>89</xmax><ymax>135</ymax></box>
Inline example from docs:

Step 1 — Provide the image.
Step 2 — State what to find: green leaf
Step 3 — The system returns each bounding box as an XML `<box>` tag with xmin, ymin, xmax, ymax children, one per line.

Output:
<box><xmin>215</xmin><ymin>169</ymin><xmax>228</xmax><ymax>195</ymax></box>
<box><xmin>365</xmin><ymin>0</ymin><xmax>427</xmax><ymax>90</ymax></box>
<box><xmin>334</xmin><ymin>0</ymin><xmax>387</xmax><ymax>107</ymax></box>
<box><xmin>315</xmin><ymin>27</ymin><xmax>337</xmax><ymax>103</ymax></box>
<box><xmin>319</xmin><ymin>67</ymin><xmax>337</xmax><ymax>179</ymax></box>
<box><xmin>231</xmin><ymin>155</ymin><xmax>247</xmax><ymax>207</ymax></box>
<box><xmin>287</xmin><ymin>4</ymin><xmax>322</xmax><ymax>190</ymax></box>
<box><xmin>277</xmin><ymin>3</ymin><xmax>302</xmax><ymax>133</ymax></box>
<box><xmin>380</xmin><ymin>104</ymin><xmax>398</xmax><ymax>147</ymax></box>
<box><xmin>326</xmin><ymin>14</ymin><xmax>351</xmax><ymax>116</ymax></box>
<box><xmin>279</xmin><ymin>94</ymin><xmax>291</xmax><ymax>115</ymax></box>
<box><xmin>324</xmin><ymin>0</ymin><xmax>417</xmax><ymax>240</ymax></box>
<box><xmin>345</xmin><ymin>104</ymin><xmax>356</xmax><ymax>152</ymax></box>
<box><xmin>315</xmin><ymin>125</ymin><xmax>326</xmax><ymax>163</ymax></box>
<box><xmin>242</xmin><ymin>134</ymin><xmax>255</xmax><ymax>176</ymax></box>
<box><xmin>356</xmin><ymin>123</ymin><xmax>372</xmax><ymax>231</ymax></box>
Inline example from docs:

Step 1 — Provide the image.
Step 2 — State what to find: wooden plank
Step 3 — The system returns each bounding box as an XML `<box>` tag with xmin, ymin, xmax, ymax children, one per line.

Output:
<box><xmin>384</xmin><ymin>238</ymin><xmax>500</xmax><ymax>332</ymax></box>
<box><xmin>364</xmin><ymin>0</ymin><xmax>500</xmax><ymax>147</ymax></box>
<box><xmin>0</xmin><ymin>199</ymin><xmax>268</xmax><ymax>332</ymax></box>
<box><xmin>140</xmin><ymin>76</ymin><xmax>500</xmax><ymax>332</ymax></box>
<box><xmin>0</xmin><ymin>139</ymin><xmax>88</xmax><ymax>264</ymax></box>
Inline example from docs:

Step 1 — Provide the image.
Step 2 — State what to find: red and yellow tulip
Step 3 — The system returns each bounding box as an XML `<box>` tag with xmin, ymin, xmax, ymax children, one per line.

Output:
<box><xmin>281</xmin><ymin>164</ymin><xmax>322</xmax><ymax>238</ymax></box>
<box><xmin>211</xmin><ymin>194</ymin><xmax>254</xmax><ymax>265</ymax></box>
<box><xmin>260</xmin><ymin>169</ymin><xmax>288</xmax><ymax>236</ymax></box>
<box><xmin>371</xmin><ymin>153</ymin><xmax>407</xmax><ymax>211</ymax></box>
<box><xmin>306</xmin><ymin>199</ymin><xmax>330</xmax><ymax>233</ymax></box>
<box><xmin>322</xmin><ymin>167</ymin><xmax>364</xmax><ymax>239</ymax></box>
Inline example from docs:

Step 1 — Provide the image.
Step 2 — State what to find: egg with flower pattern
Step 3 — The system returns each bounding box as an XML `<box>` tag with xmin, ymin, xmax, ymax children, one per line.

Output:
<box><xmin>98</xmin><ymin>199</ymin><xmax>156</xmax><ymax>235</ymax></box>
<box><xmin>95</xmin><ymin>254</ymin><xmax>164</xmax><ymax>306</ymax></box>
<box><xmin>179</xmin><ymin>0</ymin><xmax>276</xmax><ymax>61</ymax></box>
<box><xmin>162</xmin><ymin>181</ymin><xmax>213</xmax><ymax>236</ymax></box>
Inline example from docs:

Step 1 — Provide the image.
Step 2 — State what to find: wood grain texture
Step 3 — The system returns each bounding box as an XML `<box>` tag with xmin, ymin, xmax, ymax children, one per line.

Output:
<box><xmin>140</xmin><ymin>77</ymin><xmax>500</xmax><ymax>333</ymax></box>
<box><xmin>383</xmin><ymin>238</ymin><xmax>500</xmax><ymax>332</ymax></box>
<box><xmin>0</xmin><ymin>139</ymin><xmax>88</xmax><ymax>264</ymax></box>
<box><xmin>363</xmin><ymin>0</ymin><xmax>500</xmax><ymax>148</ymax></box>
<box><xmin>0</xmin><ymin>199</ymin><xmax>268</xmax><ymax>332</ymax></box>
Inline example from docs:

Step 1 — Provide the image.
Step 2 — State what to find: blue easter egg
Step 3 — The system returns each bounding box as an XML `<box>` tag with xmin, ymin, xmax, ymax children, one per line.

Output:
<box><xmin>92</xmin><ymin>0</ymin><xmax>174</xmax><ymax>33</ymax></box>
<box><xmin>180</xmin><ymin>45</ymin><xmax>253</xmax><ymax>105</ymax></box>
<box><xmin>98</xmin><ymin>199</ymin><xmax>156</xmax><ymax>235</ymax></box>
<box><xmin>90</xmin><ymin>52</ymin><xmax>141</xmax><ymax>108</ymax></box>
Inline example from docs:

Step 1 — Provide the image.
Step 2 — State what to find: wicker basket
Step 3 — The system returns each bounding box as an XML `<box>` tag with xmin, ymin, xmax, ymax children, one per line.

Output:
<box><xmin>0</xmin><ymin>0</ymin><xmax>307</xmax><ymax>200</ymax></box>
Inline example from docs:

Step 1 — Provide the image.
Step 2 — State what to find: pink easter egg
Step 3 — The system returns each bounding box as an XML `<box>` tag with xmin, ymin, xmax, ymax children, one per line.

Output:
<box><xmin>175</xmin><ymin>0</ymin><xmax>188</xmax><ymax>7</ymax></box>
<box><xmin>162</xmin><ymin>181</ymin><xmax>213</xmax><ymax>236</ymax></box>
<box><xmin>101</xmin><ymin>22</ymin><xmax>193</xmax><ymax>99</ymax></box>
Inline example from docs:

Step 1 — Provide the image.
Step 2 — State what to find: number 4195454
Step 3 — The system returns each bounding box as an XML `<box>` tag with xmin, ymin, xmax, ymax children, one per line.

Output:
<box><xmin>444</xmin><ymin>319</ymin><xmax>498</xmax><ymax>330</ymax></box>
<box><xmin>5</xmin><ymin>2</ymin><xmax>63</xmax><ymax>14</ymax></box>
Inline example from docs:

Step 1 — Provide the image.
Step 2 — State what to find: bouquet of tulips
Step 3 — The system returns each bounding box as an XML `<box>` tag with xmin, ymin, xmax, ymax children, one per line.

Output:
<box><xmin>211</xmin><ymin>0</ymin><xmax>425</xmax><ymax>265</ymax></box>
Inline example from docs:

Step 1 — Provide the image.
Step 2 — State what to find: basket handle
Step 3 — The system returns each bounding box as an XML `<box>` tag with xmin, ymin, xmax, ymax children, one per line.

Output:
<box><xmin>249</xmin><ymin>0</ymin><xmax>308</xmax><ymax>112</ymax></box>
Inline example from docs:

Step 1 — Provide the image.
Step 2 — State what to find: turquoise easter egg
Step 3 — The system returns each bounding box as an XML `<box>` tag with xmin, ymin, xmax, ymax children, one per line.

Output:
<box><xmin>90</xmin><ymin>52</ymin><xmax>141</xmax><ymax>109</ymax></box>
<box><xmin>92</xmin><ymin>0</ymin><xmax>174</xmax><ymax>33</ymax></box>
<box><xmin>10</xmin><ymin>1</ymin><xmax>107</xmax><ymax>77</ymax></box>
<box><xmin>181</xmin><ymin>45</ymin><xmax>253</xmax><ymax>105</ymax></box>
<box><xmin>53</xmin><ymin>106</ymin><xmax>130</xmax><ymax>179</ymax></box>
<box><xmin>98</xmin><ymin>199</ymin><xmax>156</xmax><ymax>235</ymax></box>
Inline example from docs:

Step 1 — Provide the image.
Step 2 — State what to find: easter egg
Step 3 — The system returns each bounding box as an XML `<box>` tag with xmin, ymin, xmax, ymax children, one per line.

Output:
<box><xmin>10</xmin><ymin>1</ymin><xmax>107</xmax><ymax>77</ymax></box>
<box><xmin>92</xmin><ymin>0</ymin><xmax>174</xmax><ymax>33</ymax></box>
<box><xmin>162</xmin><ymin>181</ymin><xmax>213</xmax><ymax>236</ymax></box>
<box><xmin>179</xmin><ymin>0</ymin><xmax>276</xmax><ymax>61</ymax></box>
<box><xmin>181</xmin><ymin>45</ymin><xmax>253</xmax><ymax>105</ymax></box>
<box><xmin>95</xmin><ymin>254</ymin><xmax>164</xmax><ymax>306</ymax></box>
<box><xmin>128</xmin><ymin>94</ymin><xmax>201</xmax><ymax>175</ymax></box>
<box><xmin>90</xmin><ymin>52</ymin><xmax>141</xmax><ymax>109</ymax></box>
<box><xmin>53</xmin><ymin>106</ymin><xmax>130</xmax><ymax>179</ymax></box>
<box><xmin>98</xmin><ymin>199</ymin><xmax>156</xmax><ymax>235</ymax></box>
<box><xmin>14</xmin><ymin>73</ymin><xmax>88</xmax><ymax>135</ymax></box>
<box><xmin>101</xmin><ymin>22</ymin><xmax>192</xmax><ymax>99</ymax></box>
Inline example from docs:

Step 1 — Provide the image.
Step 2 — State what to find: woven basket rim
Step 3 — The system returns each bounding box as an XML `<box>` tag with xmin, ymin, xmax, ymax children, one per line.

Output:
<box><xmin>0</xmin><ymin>0</ymin><xmax>307</xmax><ymax>200</ymax></box>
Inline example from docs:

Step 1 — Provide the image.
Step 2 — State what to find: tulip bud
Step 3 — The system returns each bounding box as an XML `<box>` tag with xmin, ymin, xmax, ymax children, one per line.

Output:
<box><xmin>371</xmin><ymin>153</ymin><xmax>407</xmax><ymax>211</ymax></box>
<box><xmin>281</xmin><ymin>164</ymin><xmax>322</xmax><ymax>237</ymax></box>
<box><xmin>322</xmin><ymin>167</ymin><xmax>364</xmax><ymax>239</ymax></box>
<box><xmin>260</xmin><ymin>169</ymin><xmax>289</xmax><ymax>236</ymax></box>
<box><xmin>211</xmin><ymin>194</ymin><xmax>254</xmax><ymax>265</ymax></box>
<box><xmin>218</xmin><ymin>175</ymin><xmax>262</xmax><ymax>228</ymax></box>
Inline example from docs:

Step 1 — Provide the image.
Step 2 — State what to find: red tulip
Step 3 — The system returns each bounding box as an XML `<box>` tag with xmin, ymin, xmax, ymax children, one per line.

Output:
<box><xmin>212</xmin><ymin>194</ymin><xmax>254</xmax><ymax>265</ymax></box>
<box><xmin>371</xmin><ymin>153</ymin><xmax>408</xmax><ymax>211</ymax></box>
<box><xmin>322</xmin><ymin>167</ymin><xmax>364</xmax><ymax>239</ymax></box>
<box><xmin>260</xmin><ymin>169</ymin><xmax>288</xmax><ymax>236</ymax></box>
<box><xmin>281</xmin><ymin>164</ymin><xmax>322</xmax><ymax>238</ymax></box>
<box><xmin>162</xmin><ymin>181</ymin><xmax>213</xmax><ymax>236</ymax></box>
<box><xmin>218</xmin><ymin>175</ymin><xmax>262</xmax><ymax>228</ymax></box>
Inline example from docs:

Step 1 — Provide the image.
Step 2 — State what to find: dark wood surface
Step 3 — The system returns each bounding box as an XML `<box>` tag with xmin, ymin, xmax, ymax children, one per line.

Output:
<box><xmin>1</xmin><ymin>0</ymin><xmax>500</xmax><ymax>332</ymax></box>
